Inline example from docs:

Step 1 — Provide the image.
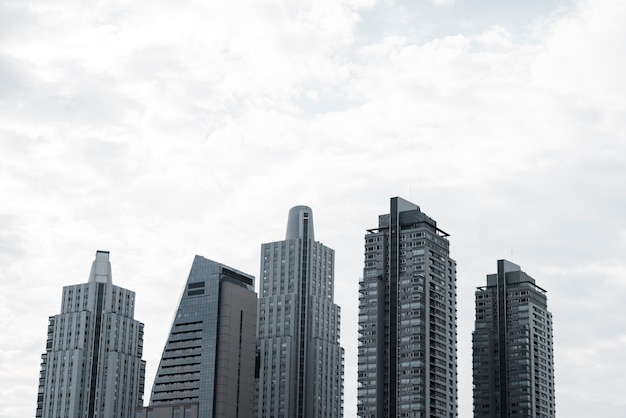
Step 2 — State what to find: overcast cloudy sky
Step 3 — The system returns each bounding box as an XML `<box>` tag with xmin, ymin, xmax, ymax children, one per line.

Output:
<box><xmin>2</xmin><ymin>0</ymin><xmax>626</xmax><ymax>416</ymax></box>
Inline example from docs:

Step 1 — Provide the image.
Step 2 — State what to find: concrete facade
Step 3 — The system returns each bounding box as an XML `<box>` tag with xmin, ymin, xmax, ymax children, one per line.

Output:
<box><xmin>255</xmin><ymin>206</ymin><xmax>344</xmax><ymax>418</ymax></box>
<box><xmin>36</xmin><ymin>251</ymin><xmax>146</xmax><ymax>418</ymax></box>
<box><xmin>357</xmin><ymin>197</ymin><xmax>458</xmax><ymax>418</ymax></box>
<box><xmin>472</xmin><ymin>260</ymin><xmax>555</xmax><ymax>418</ymax></box>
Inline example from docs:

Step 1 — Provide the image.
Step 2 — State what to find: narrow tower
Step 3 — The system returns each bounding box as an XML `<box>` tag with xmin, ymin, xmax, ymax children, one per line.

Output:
<box><xmin>255</xmin><ymin>206</ymin><xmax>344</xmax><ymax>418</ymax></box>
<box><xmin>472</xmin><ymin>260</ymin><xmax>555</xmax><ymax>418</ymax></box>
<box><xmin>358</xmin><ymin>197</ymin><xmax>457</xmax><ymax>418</ymax></box>
<box><xmin>140</xmin><ymin>256</ymin><xmax>257</xmax><ymax>418</ymax></box>
<box><xmin>36</xmin><ymin>251</ymin><xmax>146</xmax><ymax>418</ymax></box>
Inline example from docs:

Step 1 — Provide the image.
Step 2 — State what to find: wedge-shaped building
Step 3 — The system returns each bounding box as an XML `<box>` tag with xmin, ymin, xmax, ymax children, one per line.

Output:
<box><xmin>139</xmin><ymin>255</ymin><xmax>257</xmax><ymax>418</ymax></box>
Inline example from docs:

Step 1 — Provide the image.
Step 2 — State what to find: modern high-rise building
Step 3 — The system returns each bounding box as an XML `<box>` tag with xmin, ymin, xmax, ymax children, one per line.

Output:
<box><xmin>36</xmin><ymin>250</ymin><xmax>146</xmax><ymax>418</ymax></box>
<box><xmin>138</xmin><ymin>255</ymin><xmax>257</xmax><ymax>418</ymax></box>
<box><xmin>358</xmin><ymin>197</ymin><xmax>457</xmax><ymax>418</ymax></box>
<box><xmin>255</xmin><ymin>205</ymin><xmax>344</xmax><ymax>418</ymax></box>
<box><xmin>472</xmin><ymin>260</ymin><xmax>555</xmax><ymax>418</ymax></box>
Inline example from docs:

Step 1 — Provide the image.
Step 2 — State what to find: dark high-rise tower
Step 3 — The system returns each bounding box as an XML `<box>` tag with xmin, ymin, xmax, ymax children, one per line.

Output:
<box><xmin>36</xmin><ymin>250</ymin><xmax>146</xmax><ymax>418</ymax></box>
<box><xmin>255</xmin><ymin>206</ymin><xmax>344</xmax><ymax>418</ymax></box>
<box><xmin>140</xmin><ymin>255</ymin><xmax>257</xmax><ymax>418</ymax></box>
<box><xmin>358</xmin><ymin>197</ymin><xmax>457</xmax><ymax>418</ymax></box>
<box><xmin>472</xmin><ymin>260</ymin><xmax>555</xmax><ymax>418</ymax></box>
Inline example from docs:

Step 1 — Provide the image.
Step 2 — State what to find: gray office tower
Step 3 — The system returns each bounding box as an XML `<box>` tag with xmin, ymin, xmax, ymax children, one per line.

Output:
<box><xmin>472</xmin><ymin>260</ymin><xmax>555</xmax><ymax>418</ymax></box>
<box><xmin>255</xmin><ymin>206</ymin><xmax>344</xmax><ymax>418</ymax></box>
<box><xmin>35</xmin><ymin>250</ymin><xmax>146</xmax><ymax>418</ymax></box>
<box><xmin>139</xmin><ymin>255</ymin><xmax>257</xmax><ymax>418</ymax></box>
<box><xmin>358</xmin><ymin>197</ymin><xmax>458</xmax><ymax>418</ymax></box>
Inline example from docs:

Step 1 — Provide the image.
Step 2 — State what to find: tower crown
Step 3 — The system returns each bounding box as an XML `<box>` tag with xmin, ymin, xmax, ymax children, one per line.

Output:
<box><xmin>285</xmin><ymin>205</ymin><xmax>315</xmax><ymax>240</ymax></box>
<box><xmin>88</xmin><ymin>250</ymin><xmax>112</xmax><ymax>284</ymax></box>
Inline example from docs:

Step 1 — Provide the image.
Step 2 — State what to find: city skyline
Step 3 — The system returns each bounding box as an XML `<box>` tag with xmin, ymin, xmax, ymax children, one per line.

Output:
<box><xmin>2</xmin><ymin>0</ymin><xmax>626</xmax><ymax>417</ymax></box>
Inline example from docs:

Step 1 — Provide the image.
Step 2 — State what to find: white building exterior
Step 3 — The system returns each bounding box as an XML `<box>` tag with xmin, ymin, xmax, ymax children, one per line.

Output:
<box><xmin>36</xmin><ymin>251</ymin><xmax>146</xmax><ymax>418</ymax></box>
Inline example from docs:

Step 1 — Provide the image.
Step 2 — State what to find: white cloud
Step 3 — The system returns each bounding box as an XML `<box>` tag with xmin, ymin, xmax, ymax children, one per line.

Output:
<box><xmin>2</xmin><ymin>0</ymin><xmax>626</xmax><ymax>417</ymax></box>
<box><xmin>430</xmin><ymin>0</ymin><xmax>455</xmax><ymax>5</ymax></box>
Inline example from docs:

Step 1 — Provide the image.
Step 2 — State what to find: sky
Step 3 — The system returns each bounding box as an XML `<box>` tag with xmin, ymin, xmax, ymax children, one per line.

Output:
<box><xmin>1</xmin><ymin>0</ymin><xmax>625</xmax><ymax>416</ymax></box>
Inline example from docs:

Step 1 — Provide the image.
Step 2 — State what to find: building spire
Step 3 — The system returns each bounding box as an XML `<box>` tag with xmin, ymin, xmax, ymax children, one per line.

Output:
<box><xmin>285</xmin><ymin>205</ymin><xmax>315</xmax><ymax>241</ymax></box>
<box><xmin>88</xmin><ymin>250</ymin><xmax>112</xmax><ymax>284</ymax></box>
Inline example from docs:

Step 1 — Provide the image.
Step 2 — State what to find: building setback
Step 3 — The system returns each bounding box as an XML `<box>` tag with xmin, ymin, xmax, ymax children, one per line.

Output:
<box><xmin>358</xmin><ymin>197</ymin><xmax>457</xmax><ymax>418</ymax></box>
<box><xmin>472</xmin><ymin>260</ymin><xmax>555</xmax><ymax>418</ymax></box>
<box><xmin>36</xmin><ymin>250</ymin><xmax>146</xmax><ymax>418</ymax></box>
<box><xmin>138</xmin><ymin>255</ymin><xmax>257</xmax><ymax>418</ymax></box>
<box><xmin>255</xmin><ymin>205</ymin><xmax>344</xmax><ymax>418</ymax></box>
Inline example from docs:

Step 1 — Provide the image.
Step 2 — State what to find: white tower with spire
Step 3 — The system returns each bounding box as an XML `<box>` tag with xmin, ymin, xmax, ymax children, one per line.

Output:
<box><xmin>36</xmin><ymin>251</ymin><xmax>146</xmax><ymax>418</ymax></box>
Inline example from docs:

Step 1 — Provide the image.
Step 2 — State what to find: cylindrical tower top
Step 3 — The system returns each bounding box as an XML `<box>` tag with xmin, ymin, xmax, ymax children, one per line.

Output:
<box><xmin>88</xmin><ymin>250</ymin><xmax>113</xmax><ymax>284</ymax></box>
<box><xmin>285</xmin><ymin>205</ymin><xmax>314</xmax><ymax>241</ymax></box>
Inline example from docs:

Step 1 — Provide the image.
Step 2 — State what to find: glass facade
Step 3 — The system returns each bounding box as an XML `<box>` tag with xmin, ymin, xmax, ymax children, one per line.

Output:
<box><xmin>148</xmin><ymin>255</ymin><xmax>257</xmax><ymax>418</ymax></box>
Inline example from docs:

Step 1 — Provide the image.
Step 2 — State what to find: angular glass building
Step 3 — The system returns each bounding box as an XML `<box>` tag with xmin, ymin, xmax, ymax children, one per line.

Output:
<box><xmin>472</xmin><ymin>260</ymin><xmax>555</xmax><ymax>418</ymax></box>
<box><xmin>255</xmin><ymin>205</ymin><xmax>344</xmax><ymax>418</ymax></box>
<box><xmin>36</xmin><ymin>250</ymin><xmax>146</xmax><ymax>418</ymax></box>
<box><xmin>140</xmin><ymin>255</ymin><xmax>257</xmax><ymax>418</ymax></box>
<box><xmin>358</xmin><ymin>197</ymin><xmax>457</xmax><ymax>418</ymax></box>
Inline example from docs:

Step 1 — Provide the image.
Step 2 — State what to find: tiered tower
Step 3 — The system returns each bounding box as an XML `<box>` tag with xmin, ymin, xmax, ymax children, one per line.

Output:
<box><xmin>36</xmin><ymin>251</ymin><xmax>146</xmax><ymax>418</ymax></box>
<box><xmin>255</xmin><ymin>206</ymin><xmax>344</xmax><ymax>418</ymax></box>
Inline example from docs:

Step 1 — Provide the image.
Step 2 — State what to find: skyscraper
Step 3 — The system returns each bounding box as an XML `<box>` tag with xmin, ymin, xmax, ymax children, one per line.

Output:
<box><xmin>139</xmin><ymin>255</ymin><xmax>257</xmax><ymax>418</ymax></box>
<box><xmin>36</xmin><ymin>250</ymin><xmax>146</xmax><ymax>418</ymax></box>
<box><xmin>255</xmin><ymin>205</ymin><xmax>344</xmax><ymax>418</ymax></box>
<box><xmin>472</xmin><ymin>260</ymin><xmax>555</xmax><ymax>418</ymax></box>
<box><xmin>358</xmin><ymin>197</ymin><xmax>457</xmax><ymax>418</ymax></box>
